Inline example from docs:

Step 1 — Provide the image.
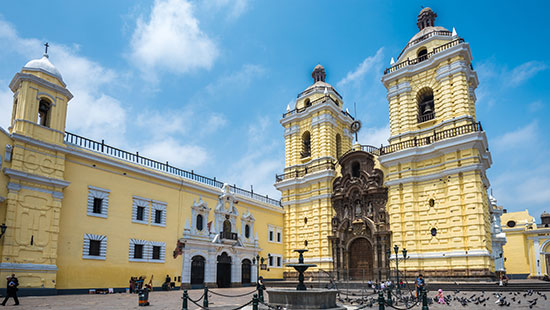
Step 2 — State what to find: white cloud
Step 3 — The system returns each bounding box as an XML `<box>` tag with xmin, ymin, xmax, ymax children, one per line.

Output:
<box><xmin>139</xmin><ymin>138</ymin><xmax>208</xmax><ymax>168</ymax></box>
<box><xmin>130</xmin><ymin>0</ymin><xmax>218</xmax><ymax>76</ymax></box>
<box><xmin>204</xmin><ymin>0</ymin><xmax>250</xmax><ymax>20</ymax></box>
<box><xmin>205</xmin><ymin>64</ymin><xmax>266</xmax><ymax>94</ymax></box>
<box><xmin>358</xmin><ymin>124</ymin><xmax>390</xmax><ymax>147</ymax></box>
<box><xmin>528</xmin><ymin>100</ymin><xmax>544</xmax><ymax>113</ymax></box>
<box><xmin>492</xmin><ymin>121</ymin><xmax>538</xmax><ymax>152</ymax></box>
<box><xmin>337</xmin><ymin>48</ymin><xmax>384</xmax><ymax>88</ymax></box>
<box><xmin>507</xmin><ymin>61</ymin><xmax>548</xmax><ymax>86</ymax></box>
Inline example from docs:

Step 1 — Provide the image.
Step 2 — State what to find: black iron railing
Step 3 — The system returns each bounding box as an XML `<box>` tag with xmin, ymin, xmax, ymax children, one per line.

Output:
<box><xmin>297</xmin><ymin>85</ymin><xmax>343</xmax><ymax>100</ymax></box>
<box><xmin>220</xmin><ymin>231</ymin><xmax>238</xmax><ymax>240</ymax></box>
<box><xmin>283</xmin><ymin>91</ymin><xmax>354</xmax><ymax>120</ymax></box>
<box><xmin>380</xmin><ymin>121</ymin><xmax>482</xmax><ymax>154</ymax></box>
<box><xmin>418</xmin><ymin>111</ymin><xmax>435</xmax><ymax>123</ymax></box>
<box><xmin>64</xmin><ymin>132</ymin><xmax>281</xmax><ymax>207</ymax></box>
<box><xmin>397</xmin><ymin>30</ymin><xmax>452</xmax><ymax>59</ymax></box>
<box><xmin>385</xmin><ymin>38</ymin><xmax>464</xmax><ymax>75</ymax></box>
<box><xmin>275</xmin><ymin>122</ymin><xmax>483</xmax><ymax>181</ymax></box>
<box><xmin>275</xmin><ymin>160</ymin><xmax>335</xmax><ymax>182</ymax></box>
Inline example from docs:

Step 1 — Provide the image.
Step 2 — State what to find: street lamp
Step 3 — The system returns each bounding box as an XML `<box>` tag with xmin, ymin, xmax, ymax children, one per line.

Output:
<box><xmin>394</xmin><ymin>245</ymin><xmax>400</xmax><ymax>293</ymax></box>
<box><xmin>402</xmin><ymin>248</ymin><xmax>408</xmax><ymax>286</ymax></box>
<box><xmin>0</xmin><ymin>223</ymin><xmax>6</xmax><ymax>239</ymax></box>
<box><xmin>386</xmin><ymin>249</ymin><xmax>391</xmax><ymax>280</ymax></box>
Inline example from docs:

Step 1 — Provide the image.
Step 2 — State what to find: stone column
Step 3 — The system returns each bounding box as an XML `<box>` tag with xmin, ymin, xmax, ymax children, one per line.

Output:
<box><xmin>181</xmin><ymin>251</ymin><xmax>190</xmax><ymax>285</ymax></box>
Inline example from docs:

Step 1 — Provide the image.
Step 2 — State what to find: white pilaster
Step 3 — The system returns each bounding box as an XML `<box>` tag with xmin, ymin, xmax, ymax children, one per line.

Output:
<box><xmin>534</xmin><ymin>239</ymin><xmax>541</xmax><ymax>275</ymax></box>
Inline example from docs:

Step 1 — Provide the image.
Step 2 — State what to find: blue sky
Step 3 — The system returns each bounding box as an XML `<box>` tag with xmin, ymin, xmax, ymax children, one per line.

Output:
<box><xmin>0</xmin><ymin>0</ymin><xmax>549</xmax><ymax>219</ymax></box>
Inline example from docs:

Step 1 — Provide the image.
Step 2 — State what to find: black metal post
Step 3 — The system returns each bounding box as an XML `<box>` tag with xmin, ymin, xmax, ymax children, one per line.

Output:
<box><xmin>252</xmin><ymin>293</ymin><xmax>259</xmax><ymax>310</ymax></box>
<box><xmin>203</xmin><ymin>286</ymin><xmax>209</xmax><ymax>308</ymax></box>
<box><xmin>182</xmin><ymin>290</ymin><xmax>188</xmax><ymax>310</ymax></box>
<box><xmin>378</xmin><ymin>291</ymin><xmax>385</xmax><ymax>310</ymax></box>
<box><xmin>394</xmin><ymin>244</ymin><xmax>400</xmax><ymax>294</ymax></box>
<box><xmin>421</xmin><ymin>286</ymin><xmax>429</xmax><ymax>310</ymax></box>
<box><xmin>387</xmin><ymin>287</ymin><xmax>392</xmax><ymax>306</ymax></box>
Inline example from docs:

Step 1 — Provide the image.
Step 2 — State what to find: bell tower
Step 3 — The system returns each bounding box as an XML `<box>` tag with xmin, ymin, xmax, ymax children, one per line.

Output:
<box><xmin>379</xmin><ymin>8</ymin><xmax>494</xmax><ymax>278</ymax></box>
<box><xmin>0</xmin><ymin>46</ymin><xmax>72</xmax><ymax>292</ymax></box>
<box><xmin>275</xmin><ymin>65</ymin><xmax>354</xmax><ymax>273</ymax></box>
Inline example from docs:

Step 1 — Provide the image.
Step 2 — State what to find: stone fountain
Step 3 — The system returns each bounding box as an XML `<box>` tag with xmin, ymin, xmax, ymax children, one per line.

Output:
<box><xmin>265</xmin><ymin>249</ymin><xmax>344</xmax><ymax>310</ymax></box>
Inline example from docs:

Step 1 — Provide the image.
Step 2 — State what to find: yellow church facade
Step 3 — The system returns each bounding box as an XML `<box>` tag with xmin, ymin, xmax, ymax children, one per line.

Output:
<box><xmin>0</xmin><ymin>7</ymin><xmax>516</xmax><ymax>295</ymax></box>
<box><xmin>0</xmin><ymin>54</ymin><xmax>285</xmax><ymax>294</ymax></box>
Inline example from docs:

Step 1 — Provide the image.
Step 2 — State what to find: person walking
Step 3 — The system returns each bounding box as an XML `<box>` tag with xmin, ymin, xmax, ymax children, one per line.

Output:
<box><xmin>2</xmin><ymin>274</ymin><xmax>19</xmax><ymax>306</ymax></box>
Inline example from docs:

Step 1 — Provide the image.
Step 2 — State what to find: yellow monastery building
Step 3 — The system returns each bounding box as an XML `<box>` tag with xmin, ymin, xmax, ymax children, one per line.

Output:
<box><xmin>501</xmin><ymin>210</ymin><xmax>550</xmax><ymax>279</ymax></box>
<box><xmin>0</xmin><ymin>8</ymin><xmax>519</xmax><ymax>294</ymax></box>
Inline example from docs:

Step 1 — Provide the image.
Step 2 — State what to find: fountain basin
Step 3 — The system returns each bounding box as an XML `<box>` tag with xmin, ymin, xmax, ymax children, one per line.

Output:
<box><xmin>266</xmin><ymin>288</ymin><xmax>345</xmax><ymax>310</ymax></box>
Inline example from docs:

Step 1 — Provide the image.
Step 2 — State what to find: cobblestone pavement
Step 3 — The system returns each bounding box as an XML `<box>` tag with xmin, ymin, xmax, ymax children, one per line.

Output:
<box><xmin>7</xmin><ymin>287</ymin><xmax>550</xmax><ymax>309</ymax></box>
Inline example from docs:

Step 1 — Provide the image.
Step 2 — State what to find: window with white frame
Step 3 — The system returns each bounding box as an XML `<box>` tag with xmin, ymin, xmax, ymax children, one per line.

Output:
<box><xmin>268</xmin><ymin>225</ymin><xmax>282</xmax><ymax>243</ymax></box>
<box><xmin>83</xmin><ymin>234</ymin><xmax>107</xmax><ymax>260</ymax></box>
<box><xmin>268</xmin><ymin>254</ymin><xmax>283</xmax><ymax>268</ymax></box>
<box><xmin>132</xmin><ymin>197</ymin><xmax>149</xmax><ymax>224</ymax></box>
<box><xmin>129</xmin><ymin>239</ymin><xmax>165</xmax><ymax>263</ymax></box>
<box><xmin>87</xmin><ymin>186</ymin><xmax>110</xmax><ymax>218</ymax></box>
<box><xmin>151</xmin><ymin>201</ymin><xmax>167</xmax><ymax>227</ymax></box>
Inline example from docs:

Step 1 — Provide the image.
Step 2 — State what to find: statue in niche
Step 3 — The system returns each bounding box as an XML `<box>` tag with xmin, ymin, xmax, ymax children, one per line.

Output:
<box><xmin>354</xmin><ymin>200</ymin><xmax>362</xmax><ymax>217</ymax></box>
<box><xmin>367</xmin><ymin>202</ymin><xmax>373</xmax><ymax>217</ymax></box>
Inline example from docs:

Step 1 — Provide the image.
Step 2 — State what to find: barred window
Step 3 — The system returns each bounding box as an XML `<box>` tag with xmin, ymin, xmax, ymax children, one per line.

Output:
<box><xmin>83</xmin><ymin>234</ymin><xmax>107</xmax><ymax>260</ymax></box>
<box><xmin>87</xmin><ymin>186</ymin><xmax>109</xmax><ymax>218</ymax></box>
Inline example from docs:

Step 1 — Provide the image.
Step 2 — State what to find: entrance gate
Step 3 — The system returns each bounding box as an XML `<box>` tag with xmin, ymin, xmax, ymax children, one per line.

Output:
<box><xmin>191</xmin><ymin>256</ymin><xmax>205</xmax><ymax>287</ymax></box>
<box><xmin>241</xmin><ymin>259</ymin><xmax>251</xmax><ymax>285</ymax></box>
<box><xmin>217</xmin><ymin>252</ymin><xmax>232</xmax><ymax>288</ymax></box>
<box><xmin>348</xmin><ymin>238</ymin><xmax>373</xmax><ymax>281</ymax></box>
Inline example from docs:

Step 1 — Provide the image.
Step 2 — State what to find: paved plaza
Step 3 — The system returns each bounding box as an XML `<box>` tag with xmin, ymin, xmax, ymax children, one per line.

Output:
<box><xmin>5</xmin><ymin>287</ymin><xmax>550</xmax><ymax>309</ymax></box>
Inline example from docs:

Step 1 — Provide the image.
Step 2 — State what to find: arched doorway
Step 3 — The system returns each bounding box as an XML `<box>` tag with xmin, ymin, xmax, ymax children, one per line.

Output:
<box><xmin>348</xmin><ymin>238</ymin><xmax>373</xmax><ymax>281</ymax></box>
<box><xmin>241</xmin><ymin>259</ymin><xmax>252</xmax><ymax>285</ymax></box>
<box><xmin>217</xmin><ymin>252</ymin><xmax>232</xmax><ymax>288</ymax></box>
<box><xmin>191</xmin><ymin>256</ymin><xmax>205</xmax><ymax>287</ymax></box>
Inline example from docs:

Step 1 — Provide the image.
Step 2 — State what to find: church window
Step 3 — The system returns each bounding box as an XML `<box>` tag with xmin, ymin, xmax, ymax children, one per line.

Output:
<box><xmin>304</xmin><ymin>240</ymin><xmax>308</xmax><ymax>247</ymax></box>
<box><xmin>352</xmin><ymin>161</ymin><xmax>361</xmax><ymax>178</ymax></box>
<box><xmin>245</xmin><ymin>224</ymin><xmax>250</xmax><ymax>238</ymax></box>
<box><xmin>134</xmin><ymin>244</ymin><xmax>144</xmax><ymax>259</ymax></box>
<box><xmin>269</xmin><ymin>230</ymin><xmax>274</xmax><ymax>241</ymax></box>
<box><xmin>336</xmin><ymin>134</ymin><xmax>342</xmax><ymax>159</ymax></box>
<box><xmin>417</xmin><ymin>48</ymin><xmax>428</xmax><ymax>62</ymax></box>
<box><xmin>428</xmin><ymin>199</ymin><xmax>435</xmax><ymax>207</ymax></box>
<box><xmin>506</xmin><ymin>220</ymin><xmax>516</xmax><ymax>228</ymax></box>
<box><xmin>196</xmin><ymin>214</ymin><xmax>204</xmax><ymax>231</ymax></box>
<box><xmin>137</xmin><ymin>206</ymin><xmax>145</xmax><ymax>221</ymax></box>
<box><xmin>277</xmin><ymin>256</ymin><xmax>282</xmax><ymax>267</ymax></box>
<box><xmin>304</xmin><ymin>217</ymin><xmax>308</xmax><ymax>224</ymax></box>
<box><xmin>268</xmin><ymin>255</ymin><xmax>273</xmax><ymax>266</ymax></box>
<box><xmin>304</xmin><ymin>98</ymin><xmax>311</xmax><ymax>107</ymax></box>
<box><xmin>417</xmin><ymin>88</ymin><xmax>435</xmax><ymax>123</ymax></box>
<box><xmin>93</xmin><ymin>198</ymin><xmax>103</xmax><ymax>214</ymax></box>
<box><xmin>83</xmin><ymin>234</ymin><xmax>107</xmax><ymax>260</ymax></box>
<box><xmin>89</xmin><ymin>240</ymin><xmax>101</xmax><ymax>256</ymax></box>
<box><xmin>277</xmin><ymin>231</ymin><xmax>281</xmax><ymax>243</ymax></box>
<box><xmin>430</xmin><ymin>228</ymin><xmax>437</xmax><ymax>236</ymax></box>
<box><xmin>152</xmin><ymin>246</ymin><xmax>161</xmax><ymax>260</ymax></box>
<box><xmin>132</xmin><ymin>197</ymin><xmax>149</xmax><ymax>224</ymax></box>
<box><xmin>38</xmin><ymin>99</ymin><xmax>51</xmax><ymax>127</ymax></box>
<box><xmin>151</xmin><ymin>201</ymin><xmax>167</xmax><ymax>227</ymax></box>
<box><xmin>87</xmin><ymin>186</ymin><xmax>109</xmax><ymax>218</ymax></box>
<box><xmin>301</xmin><ymin>131</ymin><xmax>311</xmax><ymax>158</ymax></box>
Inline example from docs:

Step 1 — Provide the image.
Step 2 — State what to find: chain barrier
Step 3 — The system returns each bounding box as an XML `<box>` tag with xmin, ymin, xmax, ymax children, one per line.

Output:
<box><xmin>259</xmin><ymin>300</ymin><xmax>283</xmax><ymax>310</ymax></box>
<box><xmin>209</xmin><ymin>289</ymin><xmax>258</xmax><ymax>298</ymax></box>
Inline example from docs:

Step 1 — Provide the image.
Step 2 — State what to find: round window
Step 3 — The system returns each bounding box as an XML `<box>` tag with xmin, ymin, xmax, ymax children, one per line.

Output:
<box><xmin>245</xmin><ymin>224</ymin><xmax>250</xmax><ymax>238</ymax></box>
<box><xmin>304</xmin><ymin>240</ymin><xmax>308</xmax><ymax>247</ymax></box>
<box><xmin>507</xmin><ymin>220</ymin><xmax>516</xmax><ymax>228</ymax></box>
<box><xmin>430</xmin><ymin>228</ymin><xmax>437</xmax><ymax>236</ymax></box>
<box><xmin>429</xmin><ymin>199</ymin><xmax>435</xmax><ymax>207</ymax></box>
<box><xmin>304</xmin><ymin>217</ymin><xmax>308</xmax><ymax>224</ymax></box>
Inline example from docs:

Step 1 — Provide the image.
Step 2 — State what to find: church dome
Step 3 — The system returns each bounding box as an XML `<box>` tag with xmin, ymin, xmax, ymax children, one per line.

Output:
<box><xmin>23</xmin><ymin>54</ymin><xmax>63</xmax><ymax>82</ymax></box>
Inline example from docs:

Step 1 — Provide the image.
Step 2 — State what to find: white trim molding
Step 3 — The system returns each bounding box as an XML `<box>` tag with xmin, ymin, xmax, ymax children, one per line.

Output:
<box><xmin>132</xmin><ymin>197</ymin><xmax>150</xmax><ymax>224</ymax></box>
<box><xmin>151</xmin><ymin>201</ymin><xmax>167</xmax><ymax>227</ymax></box>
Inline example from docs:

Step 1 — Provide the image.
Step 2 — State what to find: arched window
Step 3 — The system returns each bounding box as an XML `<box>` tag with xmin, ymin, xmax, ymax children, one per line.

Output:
<box><xmin>38</xmin><ymin>99</ymin><xmax>51</xmax><ymax>127</ymax></box>
<box><xmin>304</xmin><ymin>98</ymin><xmax>311</xmax><ymax>107</ymax></box>
<box><xmin>351</xmin><ymin>161</ymin><xmax>361</xmax><ymax>178</ymax></box>
<box><xmin>245</xmin><ymin>224</ymin><xmax>250</xmax><ymax>238</ymax></box>
<box><xmin>223</xmin><ymin>219</ymin><xmax>232</xmax><ymax>233</ymax></box>
<box><xmin>196</xmin><ymin>214</ymin><xmax>203</xmax><ymax>231</ymax></box>
<box><xmin>417</xmin><ymin>88</ymin><xmax>435</xmax><ymax>123</ymax></box>
<box><xmin>335</xmin><ymin>134</ymin><xmax>342</xmax><ymax>159</ymax></box>
<box><xmin>301</xmin><ymin>131</ymin><xmax>311</xmax><ymax>158</ymax></box>
<box><xmin>417</xmin><ymin>47</ymin><xmax>428</xmax><ymax>62</ymax></box>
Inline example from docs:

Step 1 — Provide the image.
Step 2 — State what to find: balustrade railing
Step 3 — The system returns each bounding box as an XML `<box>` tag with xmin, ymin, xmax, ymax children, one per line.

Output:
<box><xmin>417</xmin><ymin>111</ymin><xmax>435</xmax><ymax>123</ymax></box>
<box><xmin>64</xmin><ymin>132</ymin><xmax>281</xmax><ymax>207</ymax></box>
<box><xmin>397</xmin><ymin>30</ymin><xmax>452</xmax><ymax>59</ymax></box>
<box><xmin>275</xmin><ymin>122</ymin><xmax>483</xmax><ymax>181</ymax></box>
<box><xmin>275</xmin><ymin>160</ymin><xmax>335</xmax><ymax>182</ymax></box>
<box><xmin>385</xmin><ymin>38</ymin><xmax>464</xmax><ymax>75</ymax></box>
<box><xmin>220</xmin><ymin>231</ymin><xmax>238</xmax><ymax>240</ymax></box>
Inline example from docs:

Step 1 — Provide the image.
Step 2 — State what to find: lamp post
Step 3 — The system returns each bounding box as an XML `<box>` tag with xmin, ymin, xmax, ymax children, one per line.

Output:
<box><xmin>0</xmin><ymin>223</ymin><xmax>6</xmax><ymax>239</ymax></box>
<box><xmin>386</xmin><ymin>249</ymin><xmax>391</xmax><ymax>281</ymax></box>
<box><xmin>402</xmin><ymin>248</ymin><xmax>408</xmax><ymax>288</ymax></box>
<box><xmin>393</xmin><ymin>245</ymin><xmax>400</xmax><ymax>294</ymax></box>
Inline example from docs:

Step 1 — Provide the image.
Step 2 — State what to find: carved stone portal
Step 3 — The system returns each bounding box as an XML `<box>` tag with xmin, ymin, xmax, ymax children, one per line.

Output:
<box><xmin>329</xmin><ymin>150</ymin><xmax>390</xmax><ymax>281</ymax></box>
